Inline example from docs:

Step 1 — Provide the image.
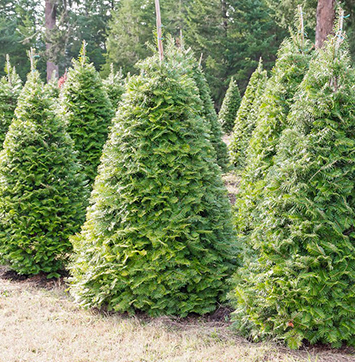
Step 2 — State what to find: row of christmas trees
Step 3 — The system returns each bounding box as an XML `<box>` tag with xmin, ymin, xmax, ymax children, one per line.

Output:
<box><xmin>1</xmin><ymin>10</ymin><xmax>355</xmax><ymax>349</ymax></box>
<box><xmin>0</xmin><ymin>40</ymin><xmax>235</xmax><ymax>315</ymax></box>
<box><xmin>225</xmin><ymin>11</ymin><xmax>355</xmax><ymax>349</ymax></box>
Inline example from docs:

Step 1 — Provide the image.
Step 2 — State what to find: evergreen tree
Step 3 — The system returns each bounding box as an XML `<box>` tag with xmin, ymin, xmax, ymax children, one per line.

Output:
<box><xmin>69</xmin><ymin>44</ymin><xmax>237</xmax><ymax>317</ymax></box>
<box><xmin>218</xmin><ymin>77</ymin><xmax>241</xmax><ymax>134</ymax></box>
<box><xmin>45</xmin><ymin>70</ymin><xmax>60</xmax><ymax>99</ymax></box>
<box><xmin>193</xmin><ymin>65</ymin><xmax>230</xmax><ymax>172</ymax></box>
<box><xmin>0</xmin><ymin>55</ymin><xmax>22</xmax><ymax>146</ymax></box>
<box><xmin>229</xmin><ymin>59</ymin><xmax>267</xmax><ymax>170</ymax></box>
<box><xmin>0</xmin><ymin>55</ymin><xmax>86</xmax><ymax>276</ymax></box>
<box><xmin>102</xmin><ymin>64</ymin><xmax>125</xmax><ymax>109</ymax></box>
<box><xmin>234</xmin><ymin>32</ymin><xmax>312</xmax><ymax>234</ymax></box>
<box><xmin>60</xmin><ymin>43</ymin><xmax>115</xmax><ymax>185</ymax></box>
<box><xmin>233</xmin><ymin>33</ymin><xmax>355</xmax><ymax>349</ymax></box>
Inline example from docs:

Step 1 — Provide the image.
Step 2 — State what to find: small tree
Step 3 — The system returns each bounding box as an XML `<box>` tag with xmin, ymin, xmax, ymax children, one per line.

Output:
<box><xmin>233</xmin><ymin>31</ymin><xmax>355</xmax><ymax>349</ymax></box>
<box><xmin>102</xmin><ymin>64</ymin><xmax>125</xmax><ymax>109</ymax></box>
<box><xmin>61</xmin><ymin>43</ymin><xmax>115</xmax><ymax>185</ymax></box>
<box><xmin>0</xmin><ymin>54</ymin><xmax>86</xmax><ymax>276</ymax></box>
<box><xmin>229</xmin><ymin>60</ymin><xmax>267</xmax><ymax>170</ymax></box>
<box><xmin>218</xmin><ymin>77</ymin><xmax>241</xmax><ymax>134</ymax></box>
<box><xmin>0</xmin><ymin>55</ymin><xmax>22</xmax><ymax>146</ymax></box>
<box><xmin>69</xmin><ymin>44</ymin><xmax>238</xmax><ymax>316</ymax></box>
<box><xmin>45</xmin><ymin>70</ymin><xmax>60</xmax><ymax>99</ymax></box>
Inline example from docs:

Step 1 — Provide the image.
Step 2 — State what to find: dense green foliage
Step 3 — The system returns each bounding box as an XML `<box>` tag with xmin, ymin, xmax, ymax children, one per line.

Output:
<box><xmin>102</xmin><ymin>64</ymin><xmax>125</xmax><ymax>109</ymax></box>
<box><xmin>45</xmin><ymin>71</ymin><xmax>60</xmax><ymax>100</ymax></box>
<box><xmin>0</xmin><ymin>56</ymin><xmax>22</xmax><ymax>146</ymax></box>
<box><xmin>184</xmin><ymin>0</ymin><xmax>284</xmax><ymax>104</ymax></box>
<box><xmin>193</xmin><ymin>65</ymin><xmax>230</xmax><ymax>172</ymax></box>
<box><xmin>218</xmin><ymin>77</ymin><xmax>241</xmax><ymax>134</ymax></box>
<box><xmin>229</xmin><ymin>59</ymin><xmax>267</xmax><ymax>170</ymax></box>
<box><xmin>105</xmin><ymin>0</ymin><xmax>284</xmax><ymax>105</ymax></box>
<box><xmin>233</xmin><ymin>35</ymin><xmax>355</xmax><ymax>349</ymax></box>
<box><xmin>234</xmin><ymin>34</ymin><xmax>312</xmax><ymax>234</ymax></box>
<box><xmin>0</xmin><ymin>67</ymin><xmax>86</xmax><ymax>276</ymax></box>
<box><xmin>60</xmin><ymin>48</ymin><xmax>115</xmax><ymax>185</ymax></box>
<box><xmin>69</xmin><ymin>46</ymin><xmax>237</xmax><ymax>317</ymax></box>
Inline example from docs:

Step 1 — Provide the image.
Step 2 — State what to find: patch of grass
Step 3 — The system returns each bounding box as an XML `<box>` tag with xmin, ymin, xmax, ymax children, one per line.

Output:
<box><xmin>0</xmin><ymin>268</ymin><xmax>354</xmax><ymax>362</ymax></box>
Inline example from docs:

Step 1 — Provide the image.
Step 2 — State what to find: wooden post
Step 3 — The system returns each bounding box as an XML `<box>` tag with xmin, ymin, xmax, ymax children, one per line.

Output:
<box><xmin>336</xmin><ymin>9</ymin><xmax>345</xmax><ymax>50</ymax></box>
<box><xmin>155</xmin><ymin>0</ymin><xmax>164</xmax><ymax>62</ymax></box>
<box><xmin>298</xmin><ymin>5</ymin><xmax>305</xmax><ymax>47</ymax></box>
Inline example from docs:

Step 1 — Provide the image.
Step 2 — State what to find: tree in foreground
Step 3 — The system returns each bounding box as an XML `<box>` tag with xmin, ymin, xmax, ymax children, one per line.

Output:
<box><xmin>0</xmin><ymin>55</ymin><xmax>22</xmax><ymax>146</ymax></box>
<box><xmin>218</xmin><ymin>77</ymin><xmax>241</xmax><ymax>134</ymax></box>
<box><xmin>229</xmin><ymin>59</ymin><xmax>267</xmax><ymax>170</ymax></box>
<box><xmin>233</xmin><ymin>32</ymin><xmax>355</xmax><ymax>349</ymax></box>
<box><xmin>60</xmin><ymin>43</ymin><xmax>115</xmax><ymax>185</ymax></box>
<box><xmin>102</xmin><ymin>64</ymin><xmax>125</xmax><ymax>110</ymax></box>
<box><xmin>69</xmin><ymin>44</ymin><xmax>237</xmax><ymax>316</ymax></box>
<box><xmin>0</xmin><ymin>55</ymin><xmax>86</xmax><ymax>276</ymax></box>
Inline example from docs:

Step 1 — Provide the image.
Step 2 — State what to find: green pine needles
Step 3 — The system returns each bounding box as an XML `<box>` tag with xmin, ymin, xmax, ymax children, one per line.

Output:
<box><xmin>218</xmin><ymin>77</ymin><xmax>241</xmax><ymax>134</ymax></box>
<box><xmin>102</xmin><ymin>64</ymin><xmax>125</xmax><ymax>109</ymax></box>
<box><xmin>0</xmin><ymin>55</ymin><xmax>22</xmax><ymax>146</ymax></box>
<box><xmin>193</xmin><ymin>65</ymin><xmax>230</xmax><ymax>172</ymax></box>
<box><xmin>233</xmin><ymin>34</ymin><xmax>355</xmax><ymax>349</ymax></box>
<box><xmin>61</xmin><ymin>44</ymin><xmax>115</xmax><ymax>185</ymax></box>
<box><xmin>234</xmin><ymin>34</ymin><xmax>312</xmax><ymax>235</ymax></box>
<box><xmin>69</xmin><ymin>45</ymin><xmax>238</xmax><ymax>317</ymax></box>
<box><xmin>0</xmin><ymin>65</ymin><xmax>86</xmax><ymax>276</ymax></box>
<box><xmin>229</xmin><ymin>60</ymin><xmax>267</xmax><ymax>170</ymax></box>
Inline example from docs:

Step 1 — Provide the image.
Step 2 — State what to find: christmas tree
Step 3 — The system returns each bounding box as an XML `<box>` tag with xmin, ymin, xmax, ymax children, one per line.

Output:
<box><xmin>0</xmin><ymin>55</ymin><xmax>22</xmax><ymax>146</ymax></box>
<box><xmin>234</xmin><ymin>30</ymin><xmax>312</xmax><ymax>235</ymax></box>
<box><xmin>102</xmin><ymin>64</ymin><xmax>125</xmax><ymax>109</ymax></box>
<box><xmin>218</xmin><ymin>77</ymin><xmax>241</xmax><ymax>134</ymax></box>
<box><xmin>0</xmin><ymin>52</ymin><xmax>86</xmax><ymax>276</ymax></box>
<box><xmin>193</xmin><ymin>65</ymin><xmax>230</xmax><ymax>172</ymax></box>
<box><xmin>70</xmin><ymin>43</ymin><xmax>237</xmax><ymax>316</ymax></box>
<box><xmin>60</xmin><ymin>43</ymin><xmax>115</xmax><ymax>185</ymax></box>
<box><xmin>229</xmin><ymin>60</ymin><xmax>267</xmax><ymax>170</ymax></box>
<box><xmin>233</xmin><ymin>24</ymin><xmax>355</xmax><ymax>349</ymax></box>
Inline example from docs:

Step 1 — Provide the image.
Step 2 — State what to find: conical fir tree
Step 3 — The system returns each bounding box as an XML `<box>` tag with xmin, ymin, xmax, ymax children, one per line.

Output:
<box><xmin>229</xmin><ymin>59</ymin><xmax>267</xmax><ymax>170</ymax></box>
<box><xmin>193</xmin><ymin>65</ymin><xmax>230</xmax><ymax>172</ymax></box>
<box><xmin>234</xmin><ymin>31</ymin><xmax>312</xmax><ymax>235</ymax></box>
<box><xmin>45</xmin><ymin>70</ymin><xmax>60</xmax><ymax>100</ymax></box>
<box><xmin>61</xmin><ymin>43</ymin><xmax>115</xmax><ymax>185</ymax></box>
<box><xmin>0</xmin><ymin>55</ymin><xmax>22</xmax><ymax>146</ymax></box>
<box><xmin>0</xmin><ymin>53</ymin><xmax>86</xmax><ymax>276</ymax></box>
<box><xmin>69</xmin><ymin>45</ymin><xmax>237</xmax><ymax>316</ymax></box>
<box><xmin>102</xmin><ymin>64</ymin><xmax>125</xmax><ymax>109</ymax></box>
<box><xmin>233</xmin><ymin>31</ymin><xmax>355</xmax><ymax>349</ymax></box>
<box><xmin>218</xmin><ymin>77</ymin><xmax>241</xmax><ymax>134</ymax></box>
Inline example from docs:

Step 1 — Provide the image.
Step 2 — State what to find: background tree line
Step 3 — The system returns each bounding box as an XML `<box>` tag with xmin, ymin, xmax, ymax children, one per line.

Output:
<box><xmin>0</xmin><ymin>0</ymin><xmax>353</xmax><ymax>106</ymax></box>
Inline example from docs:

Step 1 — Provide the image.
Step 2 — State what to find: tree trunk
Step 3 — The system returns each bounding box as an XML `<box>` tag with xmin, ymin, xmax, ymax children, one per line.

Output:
<box><xmin>45</xmin><ymin>0</ymin><xmax>59</xmax><ymax>82</ymax></box>
<box><xmin>315</xmin><ymin>0</ymin><xmax>336</xmax><ymax>48</ymax></box>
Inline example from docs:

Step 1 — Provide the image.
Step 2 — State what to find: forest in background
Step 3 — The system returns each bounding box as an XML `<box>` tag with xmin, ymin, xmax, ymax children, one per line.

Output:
<box><xmin>2</xmin><ymin>0</ymin><xmax>355</xmax><ymax>107</ymax></box>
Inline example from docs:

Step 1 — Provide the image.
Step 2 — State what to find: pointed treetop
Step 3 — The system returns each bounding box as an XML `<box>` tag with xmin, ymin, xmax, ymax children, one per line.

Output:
<box><xmin>257</xmin><ymin>57</ymin><xmax>263</xmax><ymax>71</ymax></box>
<box><xmin>79</xmin><ymin>40</ymin><xmax>88</xmax><ymax>66</ymax></box>
<box><xmin>28</xmin><ymin>48</ymin><xmax>37</xmax><ymax>72</ymax></box>
<box><xmin>4</xmin><ymin>54</ymin><xmax>11</xmax><ymax>76</ymax></box>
